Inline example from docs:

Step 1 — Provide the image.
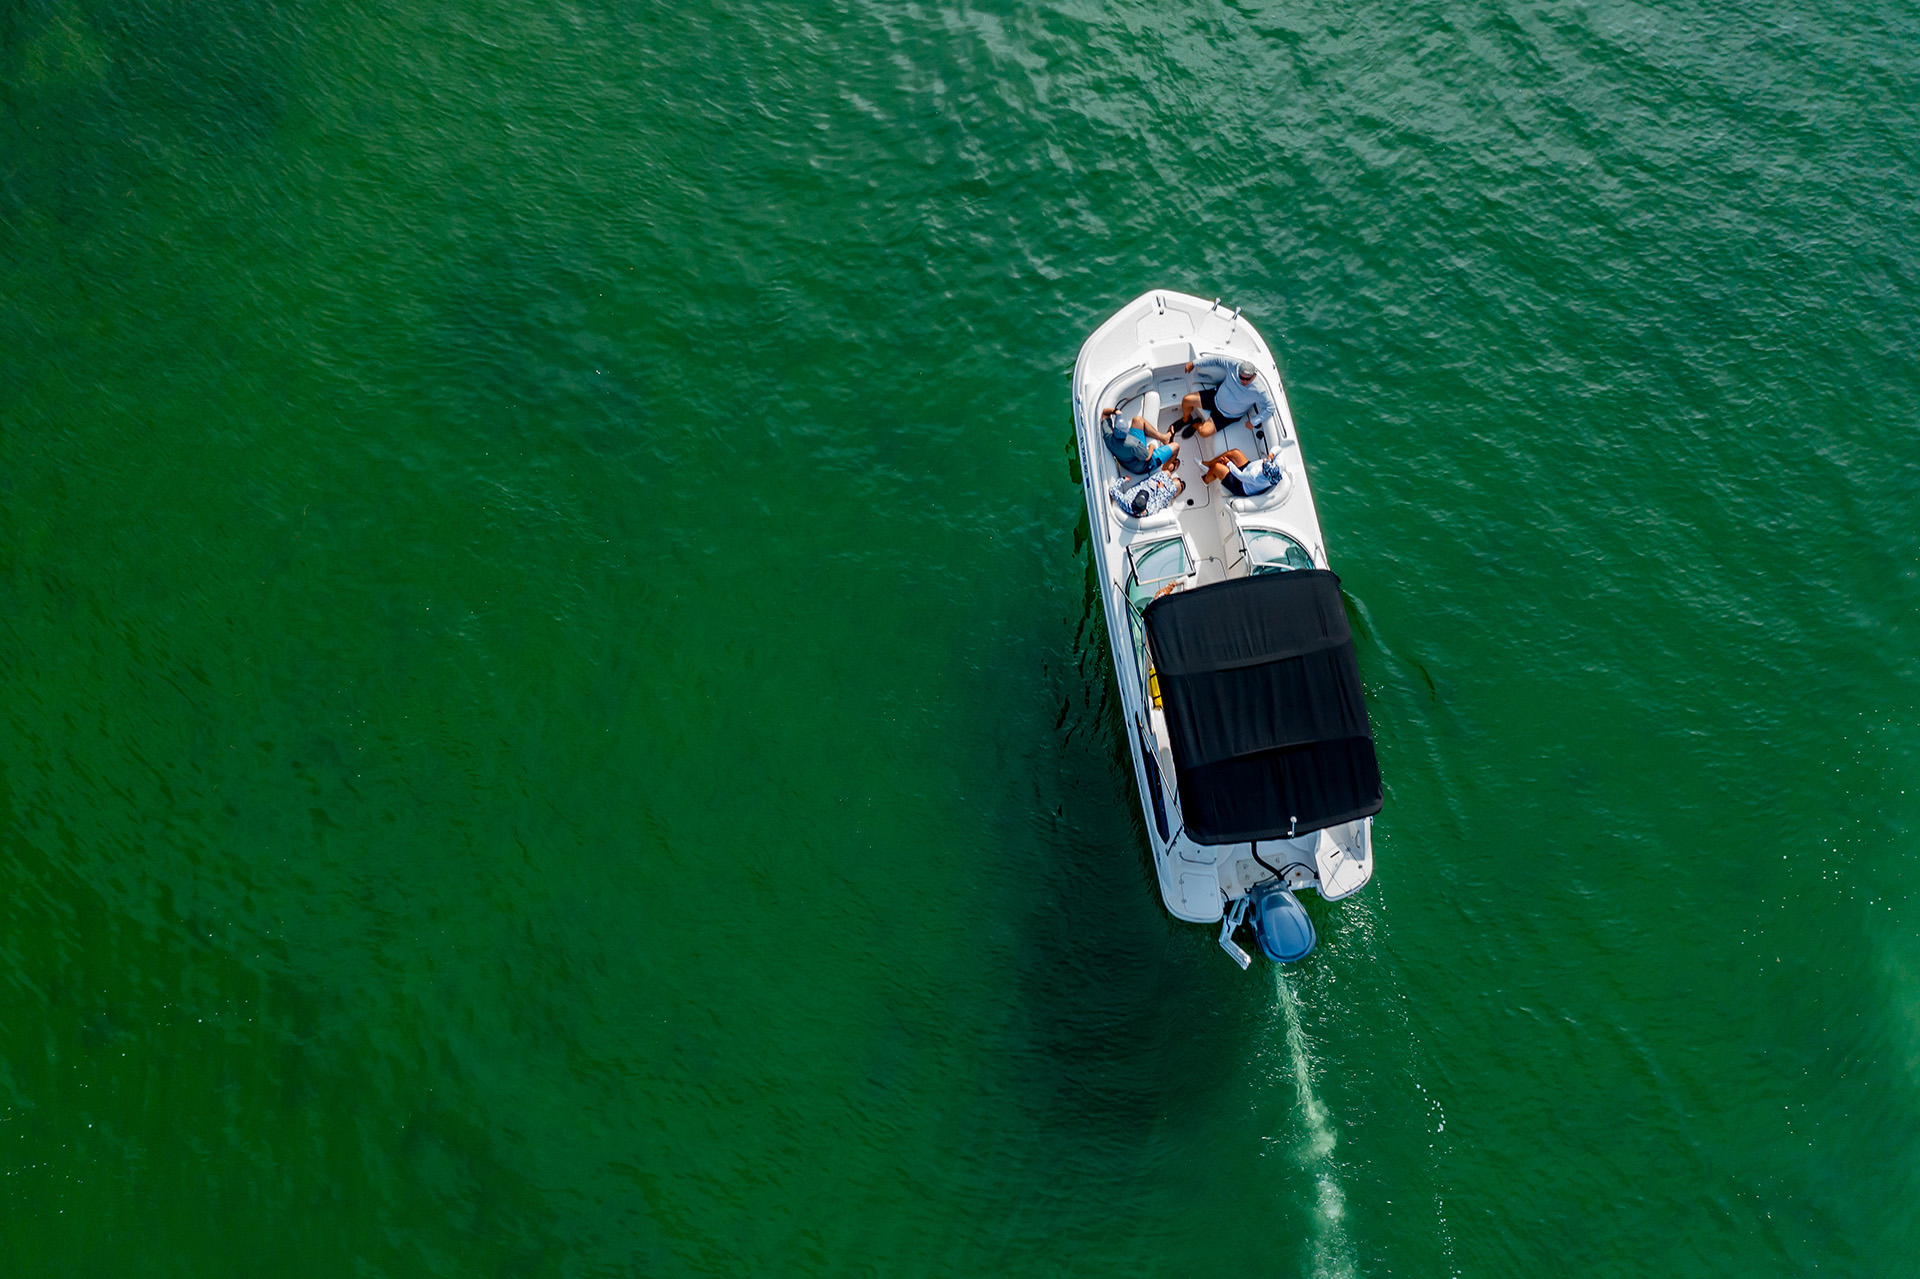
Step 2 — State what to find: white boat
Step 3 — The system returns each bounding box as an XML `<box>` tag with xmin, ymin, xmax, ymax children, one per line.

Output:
<box><xmin>1071</xmin><ymin>290</ymin><xmax>1382</xmax><ymax>967</ymax></box>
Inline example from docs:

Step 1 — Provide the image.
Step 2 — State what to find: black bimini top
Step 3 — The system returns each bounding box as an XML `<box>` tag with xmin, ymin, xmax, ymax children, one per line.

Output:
<box><xmin>1142</xmin><ymin>569</ymin><xmax>1381</xmax><ymax>844</ymax></box>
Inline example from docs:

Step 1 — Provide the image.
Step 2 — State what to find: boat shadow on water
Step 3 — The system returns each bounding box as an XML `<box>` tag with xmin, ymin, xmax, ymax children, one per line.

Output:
<box><xmin>1001</xmin><ymin>558</ymin><xmax>1323</xmax><ymax>1144</ymax></box>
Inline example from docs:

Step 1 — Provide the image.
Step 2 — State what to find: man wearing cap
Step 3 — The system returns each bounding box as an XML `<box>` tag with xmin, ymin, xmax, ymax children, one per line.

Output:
<box><xmin>1107</xmin><ymin>453</ymin><xmax>1185</xmax><ymax>519</ymax></box>
<box><xmin>1183</xmin><ymin>356</ymin><xmax>1282</xmax><ymax>439</ymax></box>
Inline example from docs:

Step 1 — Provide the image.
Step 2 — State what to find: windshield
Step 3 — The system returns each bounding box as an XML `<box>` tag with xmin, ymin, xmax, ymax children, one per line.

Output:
<box><xmin>1126</xmin><ymin>538</ymin><xmax>1187</xmax><ymax>703</ymax></box>
<box><xmin>1244</xmin><ymin>529</ymin><xmax>1313</xmax><ymax>574</ymax></box>
<box><xmin>1127</xmin><ymin>538</ymin><xmax>1188</xmax><ymax>612</ymax></box>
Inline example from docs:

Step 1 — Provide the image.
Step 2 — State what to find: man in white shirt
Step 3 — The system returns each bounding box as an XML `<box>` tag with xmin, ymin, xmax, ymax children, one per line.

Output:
<box><xmin>1200</xmin><ymin>446</ymin><xmax>1285</xmax><ymax>498</ymax></box>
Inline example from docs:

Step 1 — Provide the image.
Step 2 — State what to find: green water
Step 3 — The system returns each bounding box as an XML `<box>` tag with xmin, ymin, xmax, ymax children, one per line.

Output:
<box><xmin>4</xmin><ymin>0</ymin><xmax>1918</xmax><ymax>1272</ymax></box>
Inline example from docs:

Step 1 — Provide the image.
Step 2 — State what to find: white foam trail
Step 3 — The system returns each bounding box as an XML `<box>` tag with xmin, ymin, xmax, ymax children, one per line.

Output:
<box><xmin>1276</xmin><ymin>971</ymin><xmax>1358</xmax><ymax>1279</ymax></box>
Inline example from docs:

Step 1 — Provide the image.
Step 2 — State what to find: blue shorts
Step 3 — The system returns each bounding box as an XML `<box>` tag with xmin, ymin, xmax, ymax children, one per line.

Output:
<box><xmin>1106</xmin><ymin>430</ymin><xmax>1169</xmax><ymax>475</ymax></box>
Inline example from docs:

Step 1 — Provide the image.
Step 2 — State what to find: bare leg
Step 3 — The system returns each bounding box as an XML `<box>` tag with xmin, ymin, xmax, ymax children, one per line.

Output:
<box><xmin>1202</xmin><ymin>449</ymin><xmax>1249</xmax><ymax>484</ymax></box>
<box><xmin>1174</xmin><ymin>395</ymin><xmax>1211</xmax><ymax>440</ymax></box>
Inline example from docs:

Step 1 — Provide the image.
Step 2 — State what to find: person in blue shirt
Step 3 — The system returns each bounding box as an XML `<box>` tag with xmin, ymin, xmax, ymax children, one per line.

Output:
<box><xmin>1200</xmin><ymin>446</ymin><xmax>1285</xmax><ymax>498</ymax></box>
<box><xmin>1099</xmin><ymin>406</ymin><xmax>1179</xmax><ymax>476</ymax></box>
<box><xmin>1183</xmin><ymin>357</ymin><xmax>1281</xmax><ymax>437</ymax></box>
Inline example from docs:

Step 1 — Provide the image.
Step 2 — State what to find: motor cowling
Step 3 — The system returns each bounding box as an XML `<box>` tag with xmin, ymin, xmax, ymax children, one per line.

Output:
<box><xmin>1250</xmin><ymin>880</ymin><xmax>1315</xmax><ymax>963</ymax></box>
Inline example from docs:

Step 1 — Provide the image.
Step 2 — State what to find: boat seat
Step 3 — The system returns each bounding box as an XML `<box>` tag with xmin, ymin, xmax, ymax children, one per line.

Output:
<box><xmin>1101</xmin><ymin>389</ymin><xmax>1187</xmax><ymax>529</ymax></box>
<box><xmin>1113</xmin><ymin>504</ymin><xmax>1184</xmax><ymax>533</ymax></box>
<box><xmin>1101</xmin><ymin>368</ymin><xmax>1152</xmax><ymax>418</ymax></box>
<box><xmin>1214</xmin><ymin>420</ymin><xmax>1269</xmax><ymax>459</ymax></box>
<box><xmin>1138</xmin><ymin>390</ymin><xmax>1161</xmax><ymax>430</ymax></box>
<box><xmin>1208</xmin><ymin>419</ymin><xmax>1292</xmax><ymax>512</ymax></box>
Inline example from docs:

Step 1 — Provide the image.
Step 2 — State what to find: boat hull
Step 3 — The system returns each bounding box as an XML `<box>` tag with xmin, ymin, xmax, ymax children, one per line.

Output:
<box><xmin>1071</xmin><ymin>291</ymin><xmax>1376</xmax><ymax>932</ymax></box>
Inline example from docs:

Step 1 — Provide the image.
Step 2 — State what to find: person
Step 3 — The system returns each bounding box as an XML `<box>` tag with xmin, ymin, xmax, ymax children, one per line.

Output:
<box><xmin>1200</xmin><ymin>446</ymin><xmax>1285</xmax><ymax>498</ymax></box>
<box><xmin>1168</xmin><ymin>394</ymin><xmax>1216</xmax><ymax>440</ymax></box>
<box><xmin>1108</xmin><ymin>456</ymin><xmax>1185</xmax><ymax>518</ymax></box>
<box><xmin>1099</xmin><ymin>406</ymin><xmax>1178</xmax><ymax>476</ymax></box>
<box><xmin>1183</xmin><ymin>356</ymin><xmax>1280</xmax><ymax>437</ymax></box>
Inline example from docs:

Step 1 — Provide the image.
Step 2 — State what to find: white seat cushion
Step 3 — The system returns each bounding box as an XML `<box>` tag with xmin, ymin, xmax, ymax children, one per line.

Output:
<box><xmin>1113</xmin><ymin>504</ymin><xmax>1184</xmax><ymax>532</ymax></box>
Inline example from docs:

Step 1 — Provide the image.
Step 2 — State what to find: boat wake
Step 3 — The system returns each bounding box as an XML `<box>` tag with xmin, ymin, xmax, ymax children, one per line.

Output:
<box><xmin>1276</xmin><ymin>971</ymin><xmax>1358</xmax><ymax>1279</ymax></box>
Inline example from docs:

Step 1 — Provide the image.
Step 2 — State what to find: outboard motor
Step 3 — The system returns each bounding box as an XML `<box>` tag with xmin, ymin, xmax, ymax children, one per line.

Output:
<box><xmin>1249</xmin><ymin>880</ymin><xmax>1315</xmax><ymax>963</ymax></box>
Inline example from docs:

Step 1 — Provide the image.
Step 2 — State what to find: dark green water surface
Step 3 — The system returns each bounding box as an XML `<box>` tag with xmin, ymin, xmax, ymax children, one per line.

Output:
<box><xmin>5</xmin><ymin>0</ymin><xmax>1919</xmax><ymax>1273</ymax></box>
